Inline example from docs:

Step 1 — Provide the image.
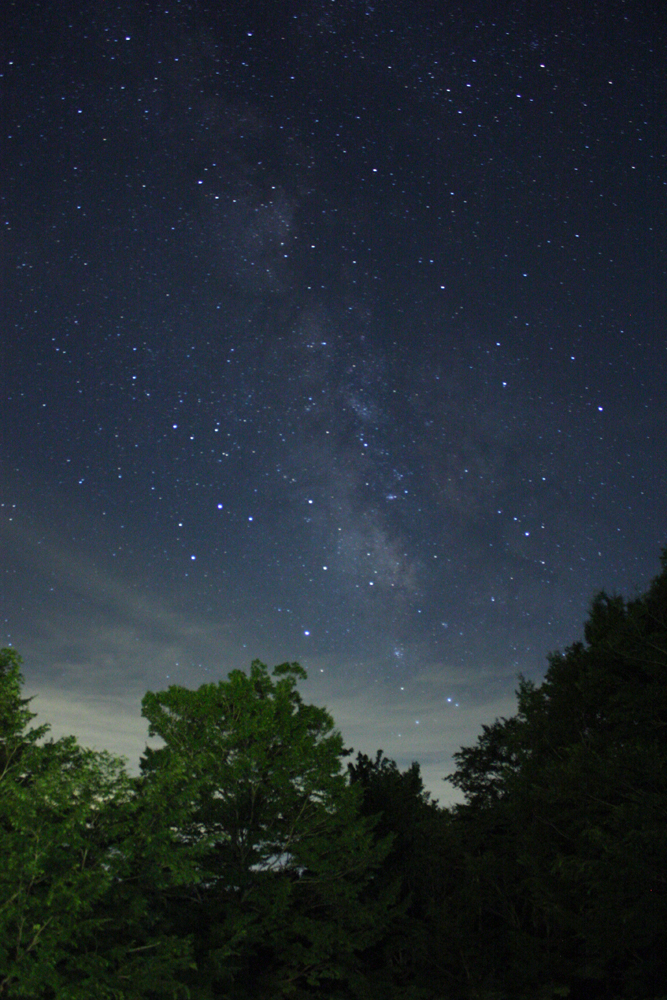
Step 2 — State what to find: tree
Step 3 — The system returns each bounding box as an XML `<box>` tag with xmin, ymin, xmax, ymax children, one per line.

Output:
<box><xmin>0</xmin><ymin>648</ymin><xmax>192</xmax><ymax>999</ymax></box>
<box><xmin>138</xmin><ymin>660</ymin><xmax>395</xmax><ymax>998</ymax></box>
<box><xmin>0</xmin><ymin>647</ymin><xmax>48</xmax><ymax>777</ymax></box>
<box><xmin>347</xmin><ymin>751</ymin><xmax>453</xmax><ymax>999</ymax></box>
<box><xmin>446</xmin><ymin>548</ymin><xmax>667</xmax><ymax>999</ymax></box>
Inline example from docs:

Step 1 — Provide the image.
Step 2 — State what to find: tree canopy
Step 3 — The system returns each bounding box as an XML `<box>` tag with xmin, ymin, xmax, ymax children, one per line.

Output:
<box><xmin>0</xmin><ymin>648</ymin><xmax>192</xmax><ymax>999</ymax></box>
<box><xmin>137</xmin><ymin>660</ymin><xmax>395</xmax><ymax>997</ymax></box>
<box><xmin>445</xmin><ymin>548</ymin><xmax>667</xmax><ymax>998</ymax></box>
<box><xmin>2</xmin><ymin>546</ymin><xmax>666</xmax><ymax>998</ymax></box>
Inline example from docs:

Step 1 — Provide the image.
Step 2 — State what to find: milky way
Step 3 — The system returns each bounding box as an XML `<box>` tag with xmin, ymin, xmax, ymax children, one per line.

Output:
<box><xmin>2</xmin><ymin>1</ymin><xmax>665</xmax><ymax>801</ymax></box>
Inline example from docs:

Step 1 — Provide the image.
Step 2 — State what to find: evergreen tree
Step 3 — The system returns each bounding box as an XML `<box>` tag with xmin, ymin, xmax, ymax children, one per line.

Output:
<box><xmin>447</xmin><ymin>549</ymin><xmax>667</xmax><ymax>999</ymax></box>
<box><xmin>0</xmin><ymin>648</ymin><xmax>192</xmax><ymax>999</ymax></box>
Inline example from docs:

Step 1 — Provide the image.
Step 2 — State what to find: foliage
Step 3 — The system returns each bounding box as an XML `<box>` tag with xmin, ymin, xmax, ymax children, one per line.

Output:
<box><xmin>446</xmin><ymin>547</ymin><xmax>667</xmax><ymax>999</ymax></box>
<box><xmin>347</xmin><ymin>751</ymin><xmax>452</xmax><ymax>999</ymax></box>
<box><xmin>0</xmin><ymin>646</ymin><xmax>49</xmax><ymax>776</ymax></box>
<box><xmin>0</xmin><ymin>648</ymin><xmax>192</xmax><ymax>999</ymax></box>
<box><xmin>138</xmin><ymin>660</ymin><xmax>396</xmax><ymax>998</ymax></box>
<box><xmin>3</xmin><ymin>546</ymin><xmax>667</xmax><ymax>998</ymax></box>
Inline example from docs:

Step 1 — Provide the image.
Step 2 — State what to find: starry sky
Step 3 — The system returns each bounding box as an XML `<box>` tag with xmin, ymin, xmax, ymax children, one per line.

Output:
<box><xmin>2</xmin><ymin>0</ymin><xmax>666</xmax><ymax>803</ymax></box>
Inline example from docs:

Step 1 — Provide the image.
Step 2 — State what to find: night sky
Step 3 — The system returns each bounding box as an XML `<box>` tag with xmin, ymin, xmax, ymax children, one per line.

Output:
<box><xmin>2</xmin><ymin>1</ymin><xmax>665</xmax><ymax>803</ymax></box>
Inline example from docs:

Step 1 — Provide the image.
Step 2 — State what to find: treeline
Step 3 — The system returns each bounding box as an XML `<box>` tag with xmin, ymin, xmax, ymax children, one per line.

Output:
<box><xmin>1</xmin><ymin>550</ymin><xmax>666</xmax><ymax>999</ymax></box>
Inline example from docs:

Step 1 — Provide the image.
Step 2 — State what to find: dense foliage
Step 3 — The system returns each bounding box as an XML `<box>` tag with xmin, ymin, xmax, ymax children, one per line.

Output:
<box><xmin>136</xmin><ymin>661</ymin><xmax>395</xmax><ymax>998</ymax></box>
<box><xmin>0</xmin><ymin>648</ymin><xmax>192</xmax><ymax>999</ymax></box>
<box><xmin>2</xmin><ymin>548</ymin><xmax>666</xmax><ymax>997</ymax></box>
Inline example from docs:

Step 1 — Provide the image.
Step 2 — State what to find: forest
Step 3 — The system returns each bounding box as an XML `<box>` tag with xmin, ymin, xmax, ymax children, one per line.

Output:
<box><xmin>1</xmin><ymin>549</ymin><xmax>666</xmax><ymax>999</ymax></box>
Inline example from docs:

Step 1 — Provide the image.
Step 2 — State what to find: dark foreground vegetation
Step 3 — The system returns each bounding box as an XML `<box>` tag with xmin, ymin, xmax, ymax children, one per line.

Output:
<box><xmin>2</xmin><ymin>551</ymin><xmax>667</xmax><ymax>999</ymax></box>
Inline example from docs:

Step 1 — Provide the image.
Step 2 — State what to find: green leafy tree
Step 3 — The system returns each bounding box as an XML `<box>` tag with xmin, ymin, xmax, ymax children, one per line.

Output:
<box><xmin>138</xmin><ymin>660</ymin><xmax>395</xmax><ymax>998</ymax></box>
<box><xmin>0</xmin><ymin>648</ymin><xmax>193</xmax><ymax>999</ymax></box>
